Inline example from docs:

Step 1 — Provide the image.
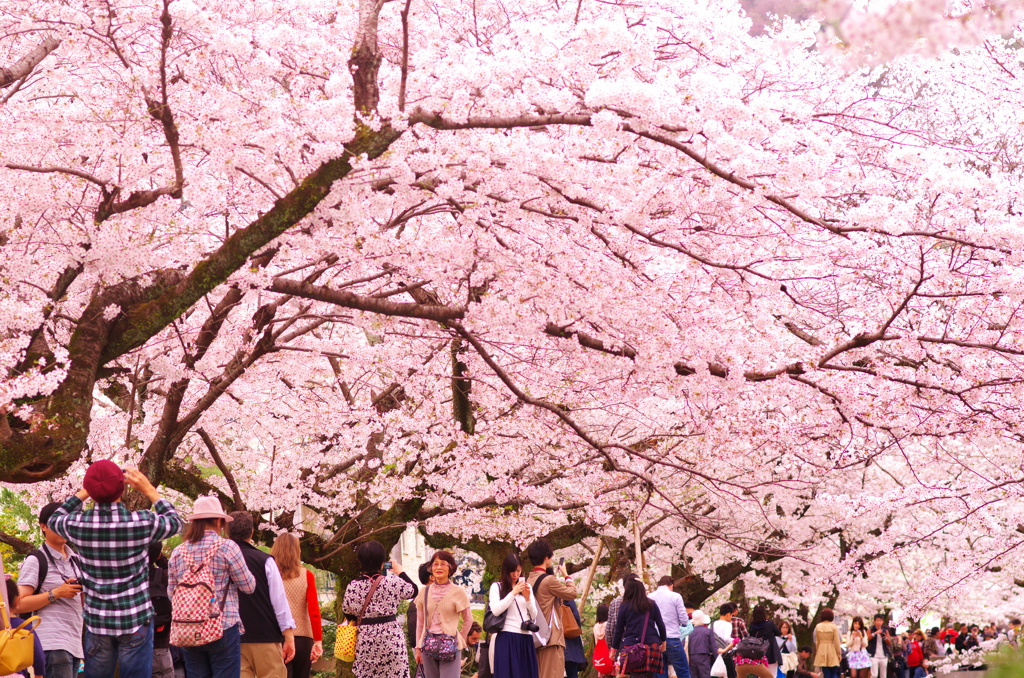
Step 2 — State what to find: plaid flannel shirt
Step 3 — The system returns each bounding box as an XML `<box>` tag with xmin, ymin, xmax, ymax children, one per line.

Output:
<box><xmin>732</xmin><ymin>616</ymin><xmax>748</xmax><ymax>640</ymax></box>
<box><xmin>608</xmin><ymin>597</ymin><xmax>623</xmax><ymax>646</ymax></box>
<box><xmin>167</xmin><ymin>531</ymin><xmax>255</xmax><ymax>633</ymax></box>
<box><xmin>49</xmin><ymin>495</ymin><xmax>183</xmax><ymax>635</ymax></box>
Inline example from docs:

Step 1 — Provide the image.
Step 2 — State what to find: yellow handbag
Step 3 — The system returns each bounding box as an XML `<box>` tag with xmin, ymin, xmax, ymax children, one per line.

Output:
<box><xmin>335</xmin><ymin>620</ymin><xmax>358</xmax><ymax>662</ymax></box>
<box><xmin>335</xmin><ymin>576</ymin><xmax>384</xmax><ymax>663</ymax></box>
<box><xmin>0</xmin><ymin>596</ymin><xmax>41</xmax><ymax>674</ymax></box>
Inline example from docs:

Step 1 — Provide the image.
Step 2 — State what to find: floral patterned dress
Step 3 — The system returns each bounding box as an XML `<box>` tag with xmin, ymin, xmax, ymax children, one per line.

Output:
<box><xmin>343</xmin><ymin>573</ymin><xmax>418</xmax><ymax>678</ymax></box>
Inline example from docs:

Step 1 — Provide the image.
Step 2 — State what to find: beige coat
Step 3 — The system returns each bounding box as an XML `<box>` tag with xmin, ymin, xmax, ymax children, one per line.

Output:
<box><xmin>813</xmin><ymin>621</ymin><xmax>842</xmax><ymax>668</ymax></box>
<box><xmin>527</xmin><ymin>569</ymin><xmax>578</xmax><ymax>649</ymax></box>
<box><xmin>414</xmin><ymin>583</ymin><xmax>471</xmax><ymax>649</ymax></box>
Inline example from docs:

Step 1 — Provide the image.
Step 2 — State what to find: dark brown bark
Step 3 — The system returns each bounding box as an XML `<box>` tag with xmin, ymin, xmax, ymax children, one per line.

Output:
<box><xmin>0</xmin><ymin>529</ymin><xmax>35</xmax><ymax>555</ymax></box>
<box><xmin>0</xmin><ymin>271</ymin><xmax>183</xmax><ymax>483</ymax></box>
<box><xmin>269</xmin><ymin>278</ymin><xmax>465</xmax><ymax>321</ymax></box>
<box><xmin>102</xmin><ymin>125</ymin><xmax>401</xmax><ymax>363</ymax></box>
<box><xmin>0</xmin><ymin>37</ymin><xmax>60</xmax><ymax>89</ymax></box>
<box><xmin>349</xmin><ymin>0</ymin><xmax>385</xmax><ymax>113</ymax></box>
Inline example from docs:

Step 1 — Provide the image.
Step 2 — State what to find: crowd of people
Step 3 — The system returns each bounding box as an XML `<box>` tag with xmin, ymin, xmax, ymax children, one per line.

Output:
<box><xmin>1</xmin><ymin>462</ymin><xmax>1020</xmax><ymax>678</ymax></box>
<box><xmin>2</xmin><ymin>463</ymin><xmax>322</xmax><ymax>678</ymax></box>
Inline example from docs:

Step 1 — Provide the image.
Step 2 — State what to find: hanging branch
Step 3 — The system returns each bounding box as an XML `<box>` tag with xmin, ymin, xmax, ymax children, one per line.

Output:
<box><xmin>196</xmin><ymin>428</ymin><xmax>245</xmax><ymax>511</ymax></box>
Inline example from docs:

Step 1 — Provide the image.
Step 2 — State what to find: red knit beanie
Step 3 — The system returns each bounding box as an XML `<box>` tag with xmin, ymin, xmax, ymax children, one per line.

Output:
<box><xmin>84</xmin><ymin>460</ymin><xmax>125</xmax><ymax>503</ymax></box>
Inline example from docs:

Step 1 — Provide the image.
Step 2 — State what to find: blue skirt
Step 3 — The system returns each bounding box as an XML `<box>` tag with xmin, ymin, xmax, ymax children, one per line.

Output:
<box><xmin>492</xmin><ymin>631</ymin><xmax>539</xmax><ymax>678</ymax></box>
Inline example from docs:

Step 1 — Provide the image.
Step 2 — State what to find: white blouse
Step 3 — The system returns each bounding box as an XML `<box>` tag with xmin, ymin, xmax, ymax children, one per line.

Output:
<box><xmin>489</xmin><ymin>581</ymin><xmax>540</xmax><ymax>634</ymax></box>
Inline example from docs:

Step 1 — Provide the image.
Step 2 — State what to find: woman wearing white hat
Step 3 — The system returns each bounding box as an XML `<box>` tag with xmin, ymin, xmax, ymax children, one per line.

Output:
<box><xmin>167</xmin><ymin>496</ymin><xmax>257</xmax><ymax>678</ymax></box>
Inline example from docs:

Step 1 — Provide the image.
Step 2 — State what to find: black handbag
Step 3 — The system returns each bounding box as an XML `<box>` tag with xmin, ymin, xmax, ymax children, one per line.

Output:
<box><xmin>483</xmin><ymin>601</ymin><xmax>506</xmax><ymax>634</ymax></box>
<box><xmin>735</xmin><ymin>636</ymin><xmax>768</xmax><ymax>660</ymax></box>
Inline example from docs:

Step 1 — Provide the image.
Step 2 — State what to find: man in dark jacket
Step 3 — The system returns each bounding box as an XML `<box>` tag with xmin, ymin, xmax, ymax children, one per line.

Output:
<box><xmin>954</xmin><ymin>624</ymin><xmax>969</xmax><ymax>652</ymax></box>
<box><xmin>867</xmin><ymin>614</ymin><xmax>891</xmax><ymax>678</ymax></box>
<box><xmin>796</xmin><ymin>647</ymin><xmax>821</xmax><ymax>678</ymax></box>
<box><xmin>228</xmin><ymin>511</ymin><xmax>296</xmax><ymax>678</ymax></box>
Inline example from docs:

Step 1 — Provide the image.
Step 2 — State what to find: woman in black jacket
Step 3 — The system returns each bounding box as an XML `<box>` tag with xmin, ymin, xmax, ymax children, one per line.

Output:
<box><xmin>748</xmin><ymin>605</ymin><xmax>783</xmax><ymax>676</ymax></box>
<box><xmin>611</xmin><ymin>578</ymin><xmax>667</xmax><ymax>678</ymax></box>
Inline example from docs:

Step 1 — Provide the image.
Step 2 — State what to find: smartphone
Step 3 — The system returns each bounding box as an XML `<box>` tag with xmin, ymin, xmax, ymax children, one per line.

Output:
<box><xmin>558</xmin><ymin>557</ymin><xmax>565</xmax><ymax>566</ymax></box>
<box><xmin>518</xmin><ymin>576</ymin><xmax>526</xmax><ymax>584</ymax></box>
<box><xmin>383</xmin><ymin>561</ymin><xmax>392</xmax><ymax>572</ymax></box>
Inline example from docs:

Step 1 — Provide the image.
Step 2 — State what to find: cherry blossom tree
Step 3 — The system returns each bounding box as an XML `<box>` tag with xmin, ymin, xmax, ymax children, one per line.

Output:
<box><xmin>5</xmin><ymin>0</ymin><xmax>1024</xmax><ymax>634</ymax></box>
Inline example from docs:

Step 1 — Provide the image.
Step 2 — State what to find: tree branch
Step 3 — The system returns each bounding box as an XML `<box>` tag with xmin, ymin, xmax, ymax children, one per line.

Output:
<box><xmin>0</xmin><ymin>529</ymin><xmax>34</xmax><ymax>555</ymax></box>
<box><xmin>100</xmin><ymin>125</ymin><xmax>402</xmax><ymax>363</ymax></box>
<box><xmin>410</xmin><ymin>108</ymin><xmax>592</xmax><ymax>130</ymax></box>
<box><xmin>398</xmin><ymin>0</ymin><xmax>413</xmax><ymax>112</ymax></box>
<box><xmin>269</xmin><ymin>277</ymin><xmax>466</xmax><ymax>321</ymax></box>
<box><xmin>5</xmin><ymin>164</ymin><xmax>108</xmax><ymax>186</ymax></box>
<box><xmin>197</xmin><ymin>428</ymin><xmax>245</xmax><ymax>511</ymax></box>
<box><xmin>350</xmin><ymin>0</ymin><xmax>387</xmax><ymax>113</ymax></box>
<box><xmin>0</xmin><ymin>37</ymin><xmax>60</xmax><ymax>89</ymax></box>
<box><xmin>544</xmin><ymin>322</ymin><xmax>637</xmax><ymax>359</ymax></box>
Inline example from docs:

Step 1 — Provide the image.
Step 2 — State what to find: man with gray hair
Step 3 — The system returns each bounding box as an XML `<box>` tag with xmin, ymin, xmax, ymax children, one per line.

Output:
<box><xmin>228</xmin><ymin>511</ymin><xmax>296</xmax><ymax>678</ymax></box>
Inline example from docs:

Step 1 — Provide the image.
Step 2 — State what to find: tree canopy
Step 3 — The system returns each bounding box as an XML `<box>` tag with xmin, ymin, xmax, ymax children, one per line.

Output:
<box><xmin>4</xmin><ymin>0</ymin><xmax>1024</xmax><ymax>622</ymax></box>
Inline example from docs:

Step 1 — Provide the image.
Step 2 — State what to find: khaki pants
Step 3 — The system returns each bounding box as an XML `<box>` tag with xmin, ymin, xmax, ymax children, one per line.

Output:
<box><xmin>736</xmin><ymin>665</ymin><xmax>774</xmax><ymax>678</ymax></box>
<box><xmin>870</xmin><ymin>656</ymin><xmax>887</xmax><ymax>678</ymax></box>
<box><xmin>537</xmin><ymin>644</ymin><xmax>564</xmax><ymax>678</ymax></box>
<box><xmin>241</xmin><ymin>642</ymin><xmax>286</xmax><ymax>678</ymax></box>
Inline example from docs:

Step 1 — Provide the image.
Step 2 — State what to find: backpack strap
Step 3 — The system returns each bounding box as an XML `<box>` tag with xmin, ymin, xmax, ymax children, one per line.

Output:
<box><xmin>640</xmin><ymin>609</ymin><xmax>651</xmax><ymax>645</ymax></box>
<box><xmin>531</xmin><ymin>572</ymin><xmax>549</xmax><ymax>595</ymax></box>
<box><xmin>28</xmin><ymin>549</ymin><xmax>49</xmax><ymax>596</ymax></box>
<box><xmin>185</xmin><ymin>537</ymin><xmax>223</xmax><ymax>573</ymax></box>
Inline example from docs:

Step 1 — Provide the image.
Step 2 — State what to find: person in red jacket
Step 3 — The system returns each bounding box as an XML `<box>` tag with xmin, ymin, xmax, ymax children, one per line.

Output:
<box><xmin>905</xmin><ymin>630</ymin><xmax>926</xmax><ymax>678</ymax></box>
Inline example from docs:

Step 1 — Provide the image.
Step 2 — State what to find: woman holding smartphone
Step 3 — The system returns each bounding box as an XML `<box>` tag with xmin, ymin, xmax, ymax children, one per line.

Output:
<box><xmin>488</xmin><ymin>553</ymin><xmax>539</xmax><ymax>678</ymax></box>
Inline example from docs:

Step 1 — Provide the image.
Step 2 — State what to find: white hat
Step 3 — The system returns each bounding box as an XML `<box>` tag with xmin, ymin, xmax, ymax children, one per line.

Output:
<box><xmin>692</xmin><ymin>610</ymin><xmax>709</xmax><ymax>626</ymax></box>
<box><xmin>186</xmin><ymin>496</ymin><xmax>233</xmax><ymax>522</ymax></box>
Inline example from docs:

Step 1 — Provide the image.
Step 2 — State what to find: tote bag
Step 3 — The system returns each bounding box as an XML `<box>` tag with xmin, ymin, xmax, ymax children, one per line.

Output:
<box><xmin>593</xmin><ymin>637</ymin><xmax>615</xmax><ymax>675</ymax></box>
<box><xmin>336</xmin><ymin>576</ymin><xmax>384</xmax><ymax>662</ymax></box>
<box><xmin>0</xmin><ymin>552</ymin><xmax>41</xmax><ymax>675</ymax></box>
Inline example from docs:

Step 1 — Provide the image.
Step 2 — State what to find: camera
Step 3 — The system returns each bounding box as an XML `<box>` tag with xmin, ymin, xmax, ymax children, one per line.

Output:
<box><xmin>521</xmin><ymin>620</ymin><xmax>540</xmax><ymax>633</ymax></box>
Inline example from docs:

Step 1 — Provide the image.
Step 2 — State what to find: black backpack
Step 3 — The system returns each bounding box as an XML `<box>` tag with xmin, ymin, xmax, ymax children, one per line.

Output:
<box><xmin>149</xmin><ymin>558</ymin><xmax>172</xmax><ymax>629</ymax></box>
<box><xmin>735</xmin><ymin>636</ymin><xmax>768</xmax><ymax>660</ymax></box>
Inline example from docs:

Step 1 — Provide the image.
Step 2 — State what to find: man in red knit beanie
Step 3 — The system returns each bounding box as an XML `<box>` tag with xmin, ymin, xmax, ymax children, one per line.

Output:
<box><xmin>48</xmin><ymin>461</ymin><xmax>183</xmax><ymax>678</ymax></box>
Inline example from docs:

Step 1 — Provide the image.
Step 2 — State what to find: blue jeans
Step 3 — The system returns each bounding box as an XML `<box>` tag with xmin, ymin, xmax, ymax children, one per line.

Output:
<box><xmin>910</xmin><ymin>667</ymin><xmax>926</xmax><ymax>678</ymax></box>
<box><xmin>45</xmin><ymin>649</ymin><xmax>81</xmax><ymax>678</ymax></box>
<box><xmin>180</xmin><ymin>623</ymin><xmax>242</xmax><ymax>678</ymax></box>
<box><xmin>656</xmin><ymin>638</ymin><xmax>691</xmax><ymax>678</ymax></box>
<box><xmin>822</xmin><ymin>667</ymin><xmax>841</xmax><ymax>678</ymax></box>
<box><xmin>84</xmin><ymin>621</ymin><xmax>154</xmax><ymax>678</ymax></box>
